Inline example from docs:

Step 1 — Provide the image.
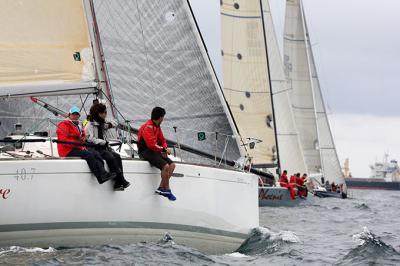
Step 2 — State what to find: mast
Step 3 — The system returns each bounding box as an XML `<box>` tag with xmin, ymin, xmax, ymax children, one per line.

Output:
<box><xmin>262</xmin><ymin>0</ymin><xmax>307</xmax><ymax>175</ymax></box>
<box><xmin>259</xmin><ymin>0</ymin><xmax>281</xmax><ymax>174</ymax></box>
<box><xmin>83</xmin><ymin>0</ymin><xmax>117</xmax><ymax>119</ymax></box>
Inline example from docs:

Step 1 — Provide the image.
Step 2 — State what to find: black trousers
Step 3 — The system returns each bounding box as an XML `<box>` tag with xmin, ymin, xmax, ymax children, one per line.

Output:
<box><xmin>66</xmin><ymin>149</ymin><xmax>107</xmax><ymax>182</ymax></box>
<box><xmin>96</xmin><ymin>149</ymin><xmax>127</xmax><ymax>185</ymax></box>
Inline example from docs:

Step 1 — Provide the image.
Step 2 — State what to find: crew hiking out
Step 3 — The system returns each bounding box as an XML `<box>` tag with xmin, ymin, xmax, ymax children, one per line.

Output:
<box><xmin>56</xmin><ymin>106</ymin><xmax>116</xmax><ymax>184</ymax></box>
<box><xmin>84</xmin><ymin>103</ymin><xmax>130</xmax><ymax>191</ymax></box>
<box><xmin>137</xmin><ymin>107</ymin><xmax>176</xmax><ymax>201</ymax></box>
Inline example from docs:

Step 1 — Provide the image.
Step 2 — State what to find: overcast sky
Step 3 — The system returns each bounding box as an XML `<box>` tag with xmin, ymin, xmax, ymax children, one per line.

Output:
<box><xmin>189</xmin><ymin>0</ymin><xmax>400</xmax><ymax>177</ymax></box>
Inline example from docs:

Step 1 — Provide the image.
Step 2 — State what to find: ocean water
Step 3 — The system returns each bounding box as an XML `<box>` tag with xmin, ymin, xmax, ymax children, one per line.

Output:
<box><xmin>1</xmin><ymin>190</ymin><xmax>400</xmax><ymax>265</ymax></box>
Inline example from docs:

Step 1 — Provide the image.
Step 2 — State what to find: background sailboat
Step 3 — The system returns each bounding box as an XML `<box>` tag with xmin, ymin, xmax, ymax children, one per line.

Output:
<box><xmin>284</xmin><ymin>0</ymin><xmax>346</xmax><ymax>193</ymax></box>
<box><xmin>220</xmin><ymin>0</ymin><xmax>309</xmax><ymax>206</ymax></box>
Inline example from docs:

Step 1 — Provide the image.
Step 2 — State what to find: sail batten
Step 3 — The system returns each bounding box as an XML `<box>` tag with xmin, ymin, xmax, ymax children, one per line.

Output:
<box><xmin>221</xmin><ymin>0</ymin><xmax>277</xmax><ymax>166</ymax></box>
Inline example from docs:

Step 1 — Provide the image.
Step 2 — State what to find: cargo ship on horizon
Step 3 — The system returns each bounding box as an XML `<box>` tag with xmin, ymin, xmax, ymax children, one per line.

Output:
<box><xmin>344</xmin><ymin>155</ymin><xmax>400</xmax><ymax>190</ymax></box>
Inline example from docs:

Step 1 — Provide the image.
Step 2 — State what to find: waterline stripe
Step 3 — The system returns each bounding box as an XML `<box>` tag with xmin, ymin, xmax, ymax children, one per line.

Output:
<box><xmin>0</xmin><ymin>221</ymin><xmax>248</xmax><ymax>239</ymax></box>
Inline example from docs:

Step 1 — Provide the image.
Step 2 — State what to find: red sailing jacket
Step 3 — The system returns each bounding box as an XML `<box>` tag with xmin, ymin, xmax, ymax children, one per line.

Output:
<box><xmin>279</xmin><ymin>174</ymin><xmax>289</xmax><ymax>187</ymax></box>
<box><xmin>56</xmin><ymin>119</ymin><xmax>86</xmax><ymax>157</ymax></box>
<box><xmin>289</xmin><ymin>175</ymin><xmax>297</xmax><ymax>184</ymax></box>
<box><xmin>296</xmin><ymin>176</ymin><xmax>304</xmax><ymax>187</ymax></box>
<box><xmin>137</xmin><ymin>119</ymin><xmax>167</xmax><ymax>153</ymax></box>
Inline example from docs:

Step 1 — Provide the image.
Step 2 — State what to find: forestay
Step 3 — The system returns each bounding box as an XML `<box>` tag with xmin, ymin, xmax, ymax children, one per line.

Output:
<box><xmin>92</xmin><ymin>0</ymin><xmax>242</xmax><ymax>163</ymax></box>
<box><xmin>283</xmin><ymin>0</ymin><xmax>321</xmax><ymax>174</ymax></box>
<box><xmin>220</xmin><ymin>0</ymin><xmax>277</xmax><ymax>168</ymax></box>
<box><xmin>262</xmin><ymin>0</ymin><xmax>306</xmax><ymax>175</ymax></box>
<box><xmin>303</xmin><ymin>11</ymin><xmax>344</xmax><ymax>185</ymax></box>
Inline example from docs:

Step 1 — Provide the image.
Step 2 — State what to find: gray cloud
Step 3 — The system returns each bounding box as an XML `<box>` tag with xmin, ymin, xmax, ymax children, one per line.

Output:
<box><xmin>190</xmin><ymin>0</ymin><xmax>400</xmax><ymax>116</ymax></box>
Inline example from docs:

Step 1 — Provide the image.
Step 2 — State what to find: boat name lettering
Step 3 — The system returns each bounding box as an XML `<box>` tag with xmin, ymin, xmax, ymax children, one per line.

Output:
<box><xmin>14</xmin><ymin>168</ymin><xmax>35</xmax><ymax>181</ymax></box>
<box><xmin>259</xmin><ymin>189</ymin><xmax>283</xmax><ymax>201</ymax></box>
<box><xmin>0</xmin><ymin>189</ymin><xmax>11</xmax><ymax>199</ymax></box>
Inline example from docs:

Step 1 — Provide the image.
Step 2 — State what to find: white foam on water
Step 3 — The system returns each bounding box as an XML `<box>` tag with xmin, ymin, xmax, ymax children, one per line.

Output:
<box><xmin>256</xmin><ymin>226</ymin><xmax>300</xmax><ymax>243</ymax></box>
<box><xmin>277</xmin><ymin>231</ymin><xmax>301</xmax><ymax>243</ymax></box>
<box><xmin>352</xmin><ymin>226</ymin><xmax>375</xmax><ymax>246</ymax></box>
<box><xmin>0</xmin><ymin>246</ymin><xmax>56</xmax><ymax>255</ymax></box>
<box><xmin>227</xmin><ymin>252</ymin><xmax>249</xmax><ymax>258</ymax></box>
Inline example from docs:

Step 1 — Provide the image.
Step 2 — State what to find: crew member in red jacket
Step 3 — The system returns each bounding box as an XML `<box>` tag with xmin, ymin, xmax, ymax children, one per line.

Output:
<box><xmin>138</xmin><ymin>107</ymin><xmax>176</xmax><ymax>201</ymax></box>
<box><xmin>279</xmin><ymin>170</ymin><xmax>296</xmax><ymax>200</ymax></box>
<box><xmin>56</xmin><ymin>106</ymin><xmax>115</xmax><ymax>184</ymax></box>
<box><xmin>297</xmin><ymin>173</ymin><xmax>308</xmax><ymax>197</ymax></box>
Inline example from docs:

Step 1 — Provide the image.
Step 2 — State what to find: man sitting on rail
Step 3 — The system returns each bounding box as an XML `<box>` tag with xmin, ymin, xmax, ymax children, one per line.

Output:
<box><xmin>56</xmin><ymin>106</ymin><xmax>115</xmax><ymax>185</ymax></box>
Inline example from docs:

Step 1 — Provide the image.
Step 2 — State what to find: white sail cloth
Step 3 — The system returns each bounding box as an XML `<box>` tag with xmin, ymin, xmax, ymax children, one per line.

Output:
<box><xmin>284</xmin><ymin>0</ymin><xmax>321</xmax><ymax>175</ymax></box>
<box><xmin>221</xmin><ymin>0</ymin><xmax>277</xmax><ymax>167</ymax></box>
<box><xmin>262</xmin><ymin>0</ymin><xmax>307</xmax><ymax>175</ymax></box>
<box><xmin>0</xmin><ymin>0</ymin><xmax>96</xmax><ymax>97</ymax></box>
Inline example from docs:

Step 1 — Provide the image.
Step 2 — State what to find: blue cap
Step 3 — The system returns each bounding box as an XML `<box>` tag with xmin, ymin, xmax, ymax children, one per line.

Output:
<box><xmin>69</xmin><ymin>106</ymin><xmax>80</xmax><ymax>114</ymax></box>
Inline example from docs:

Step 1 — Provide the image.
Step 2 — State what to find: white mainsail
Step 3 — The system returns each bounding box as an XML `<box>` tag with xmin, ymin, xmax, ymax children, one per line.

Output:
<box><xmin>262</xmin><ymin>0</ymin><xmax>307</xmax><ymax>175</ymax></box>
<box><xmin>0</xmin><ymin>0</ymin><xmax>97</xmax><ymax>97</ymax></box>
<box><xmin>283</xmin><ymin>0</ymin><xmax>321</xmax><ymax>175</ymax></box>
<box><xmin>302</xmin><ymin>6</ymin><xmax>344</xmax><ymax>185</ymax></box>
<box><xmin>221</xmin><ymin>0</ymin><xmax>277</xmax><ymax>168</ymax></box>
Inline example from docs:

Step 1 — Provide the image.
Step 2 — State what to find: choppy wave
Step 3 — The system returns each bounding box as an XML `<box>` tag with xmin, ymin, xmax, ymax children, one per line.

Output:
<box><xmin>336</xmin><ymin>227</ymin><xmax>400</xmax><ymax>266</ymax></box>
<box><xmin>354</xmin><ymin>203</ymin><xmax>370</xmax><ymax>210</ymax></box>
<box><xmin>235</xmin><ymin>227</ymin><xmax>300</xmax><ymax>256</ymax></box>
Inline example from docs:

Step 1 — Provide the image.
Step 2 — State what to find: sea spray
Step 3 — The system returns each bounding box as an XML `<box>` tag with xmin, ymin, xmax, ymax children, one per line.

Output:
<box><xmin>235</xmin><ymin>227</ymin><xmax>300</xmax><ymax>255</ymax></box>
<box><xmin>336</xmin><ymin>227</ymin><xmax>400</xmax><ymax>266</ymax></box>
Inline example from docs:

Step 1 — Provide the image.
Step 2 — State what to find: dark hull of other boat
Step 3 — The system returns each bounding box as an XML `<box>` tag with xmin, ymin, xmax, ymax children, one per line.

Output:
<box><xmin>313</xmin><ymin>190</ymin><xmax>347</xmax><ymax>199</ymax></box>
<box><xmin>345</xmin><ymin>178</ymin><xmax>400</xmax><ymax>191</ymax></box>
<box><xmin>258</xmin><ymin>187</ymin><xmax>308</xmax><ymax>207</ymax></box>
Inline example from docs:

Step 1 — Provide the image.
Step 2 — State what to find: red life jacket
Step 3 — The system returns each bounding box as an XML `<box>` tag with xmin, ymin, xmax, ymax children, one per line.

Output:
<box><xmin>56</xmin><ymin>119</ymin><xmax>86</xmax><ymax>157</ymax></box>
<box><xmin>289</xmin><ymin>175</ymin><xmax>297</xmax><ymax>184</ymax></box>
<box><xmin>137</xmin><ymin>119</ymin><xmax>167</xmax><ymax>153</ymax></box>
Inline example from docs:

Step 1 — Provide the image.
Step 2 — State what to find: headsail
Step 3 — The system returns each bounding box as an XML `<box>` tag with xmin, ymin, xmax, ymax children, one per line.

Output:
<box><xmin>262</xmin><ymin>0</ymin><xmax>307</xmax><ymax>175</ymax></box>
<box><xmin>0</xmin><ymin>0</ymin><xmax>97</xmax><ymax>137</ymax></box>
<box><xmin>0</xmin><ymin>0</ymin><xmax>96</xmax><ymax>97</ymax></box>
<box><xmin>221</xmin><ymin>0</ymin><xmax>277</xmax><ymax>168</ymax></box>
<box><xmin>283</xmin><ymin>0</ymin><xmax>321</xmax><ymax>174</ymax></box>
<box><xmin>91</xmin><ymin>0</ymin><xmax>242</xmax><ymax>162</ymax></box>
<box><xmin>303</xmin><ymin>7</ymin><xmax>344</xmax><ymax>185</ymax></box>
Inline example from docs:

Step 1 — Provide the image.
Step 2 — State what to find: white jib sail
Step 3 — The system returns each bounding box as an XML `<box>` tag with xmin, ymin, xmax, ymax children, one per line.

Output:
<box><xmin>221</xmin><ymin>0</ymin><xmax>277</xmax><ymax>167</ymax></box>
<box><xmin>262</xmin><ymin>0</ymin><xmax>307</xmax><ymax>175</ymax></box>
<box><xmin>0</xmin><ymin>0</ymin><xmax>97</xmax><ymax>98</ymax></box>
<box><xmin>283</xmin><ymin>0</ymin><xmax>322</xmax><ymax>175</ymax></box>
<box><xmin>302</xmin><ymin>6</ymin><xmax>345</xmax><ymax>185</ymax></box>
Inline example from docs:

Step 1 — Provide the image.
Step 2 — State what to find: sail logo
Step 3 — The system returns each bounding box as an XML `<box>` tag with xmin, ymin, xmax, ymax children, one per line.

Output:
<box><xmin>0</xmin><ymin>188</ymin><xmax>11</xmax><ymax>199</ymax></box>
<box><xmin>259</xmin><ymin>189</ymin><xmax>283</xmax><ymax>201</ymax></box>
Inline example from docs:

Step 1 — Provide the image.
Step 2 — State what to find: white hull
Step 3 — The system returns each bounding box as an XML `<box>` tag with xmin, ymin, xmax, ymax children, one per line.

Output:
<box><xmin>0</xmin><ymin>158</ymin><xmax>259</xmax><ymax>254</ymax></box>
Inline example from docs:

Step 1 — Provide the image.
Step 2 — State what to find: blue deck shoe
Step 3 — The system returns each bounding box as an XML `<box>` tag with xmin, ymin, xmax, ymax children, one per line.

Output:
<box><xmin>167</xmin><ymin>192</ymin><xmax>176</xmax><ymax>201</ymax></box>
<box><xmin>155</xmin><ymin>187</ymin><xmax>171</xmax><ymax>195</ymax></box>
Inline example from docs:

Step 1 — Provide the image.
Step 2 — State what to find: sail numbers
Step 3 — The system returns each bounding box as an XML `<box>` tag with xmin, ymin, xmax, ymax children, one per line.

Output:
<box><xmin>14</xmin><ymin>168</ymin><xmax>35</xmax><ymax>181</ymax></box>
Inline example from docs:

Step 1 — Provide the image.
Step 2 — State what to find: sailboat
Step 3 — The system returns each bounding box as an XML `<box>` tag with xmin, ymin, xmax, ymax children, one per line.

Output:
<box><xmin>0</xmin><ymin>0</ymin><xmax>261</xmax><ymax>254</ymax></box>
<box><xmin>220</xmin><ymin>0</ymin><xmax>308</xmax><ymax>206</ymax></box>
<box><xmin>284</xmin><ymin>0</ymin><xmax>347</xmax><ymax>198</ymax></box>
